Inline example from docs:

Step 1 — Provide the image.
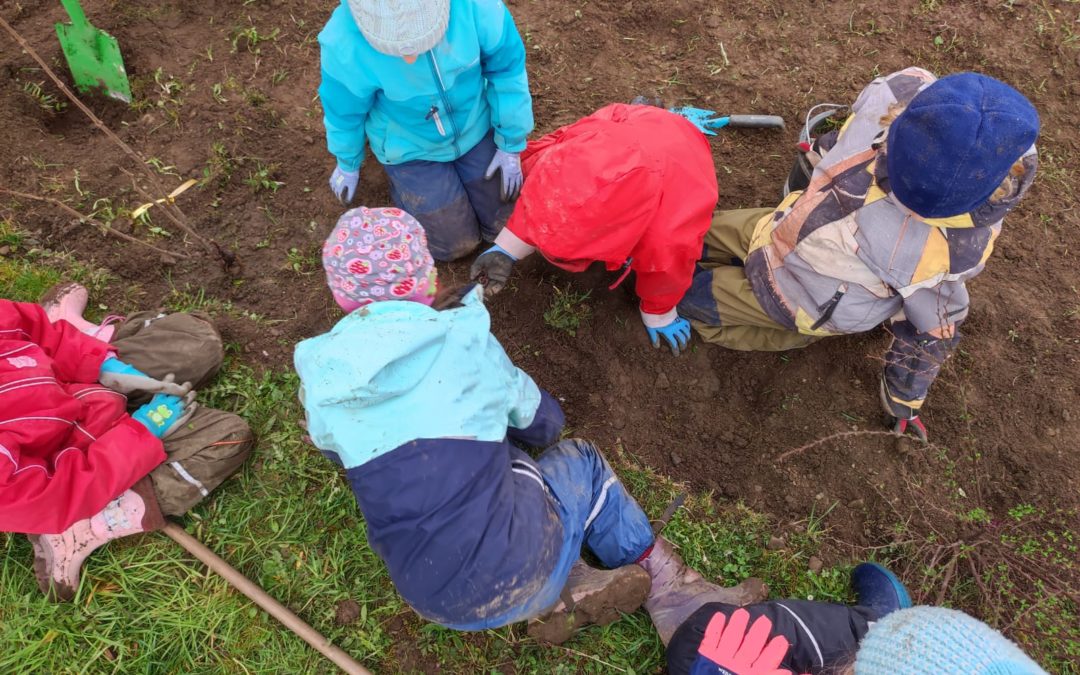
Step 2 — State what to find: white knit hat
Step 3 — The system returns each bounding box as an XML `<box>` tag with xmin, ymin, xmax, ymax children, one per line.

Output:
<box><xmin>346</xmin><ymin>0</ymin><xmax>450</xmax><ymax>57</ymax></box>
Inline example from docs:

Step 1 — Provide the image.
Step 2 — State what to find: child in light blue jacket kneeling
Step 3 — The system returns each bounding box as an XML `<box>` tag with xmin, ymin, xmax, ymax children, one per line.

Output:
<box><xmin>296</xmin><ymin>207</ymin><xmax>765</xmax><ymax>642</ymax></box>
<box><xmin>319</xmin><ymin>0</ymin><xmax>533</xmax><ymax>261</ymax></box>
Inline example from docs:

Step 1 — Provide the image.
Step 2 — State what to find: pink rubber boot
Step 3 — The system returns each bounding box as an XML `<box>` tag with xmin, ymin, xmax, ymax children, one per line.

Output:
<box><xmin>637</xmin><ymin>537</ymin><xmax>769</xmax><ymax>645</ymax></box>
<box><xmin>28</xmin><ymin>478</ymin><xmax>164</xmax><ymax>601</ymax></box>
<box><xmin>39</xmin><ymin>282</ymin><xmax>118</xmax><ymax>342</ymax></box>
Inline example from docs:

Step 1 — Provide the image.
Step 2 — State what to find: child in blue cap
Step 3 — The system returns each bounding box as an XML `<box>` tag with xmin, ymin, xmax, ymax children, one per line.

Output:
<box><xmin>318</xmin><ymin>0</ymin><xmax>533</xmax><ymax>261</ymax></box>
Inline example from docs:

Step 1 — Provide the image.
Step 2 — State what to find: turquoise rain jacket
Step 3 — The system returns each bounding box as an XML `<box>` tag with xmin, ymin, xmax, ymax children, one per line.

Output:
<box><xmin>293</xmin><ymin>288</ymin><xmax>543</xmax><ymax>470</ymax></box>
<box><xmin>318</xmin><ymin>0</ymin><xmax>534</xmax><ymax>171</ymax></box>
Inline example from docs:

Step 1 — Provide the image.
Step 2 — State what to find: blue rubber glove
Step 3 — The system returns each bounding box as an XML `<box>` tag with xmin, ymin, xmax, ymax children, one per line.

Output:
<box><xmin>99</xmin><ymin>356</ymin><xmax>190</xmax><ymax>396</ymax></box>
<box><xmin>132</xmin><ymin>391</ymin><xmax>197</xmax><ymax>439</ymax></box>
<box><xmin>483</xmin><ymin>149</ymin><xmax>523</xmax><ymax>202</ymax></box>
<box><xmin>646</xmin><ymin>316</ymin><xmax>692</xmax><ymax>356</ymax></box>
<box><xmin>329</xmin><ymin>165</ymin><xmax>359</xmax><ymax>206</ymax></box>
<box><xmin>668</xmin><ymin>107</ymin><xmax>730</xmax><ymax>135</ymax></box>
<box><xmin>469</xmin><ymin>244</ymin><xmax>517</xmax><ymax>296</ymax></box>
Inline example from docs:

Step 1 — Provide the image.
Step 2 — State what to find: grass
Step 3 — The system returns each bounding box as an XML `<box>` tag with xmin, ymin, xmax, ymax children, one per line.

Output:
<box><xmin>0</xmin><ymin>247</ymin><xmax>862</xmax><ymax>673</ymax></box>
<box><xmin>0</xmin><ymin>355</ymin><xmax>853</xmax><ymax>673</ymax></box>
<box><xmin>543</xmin><ymin>284</ymin><xmax>592</xmax><ymax>337</ymax></box>
<box><xmin>0</xmin><ymin>220</ymin><xmax>113</xmax><ymax>305</ymax></box>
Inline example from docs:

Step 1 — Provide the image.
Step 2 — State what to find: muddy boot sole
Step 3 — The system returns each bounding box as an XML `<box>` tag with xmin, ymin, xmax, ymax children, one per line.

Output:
<box><xmin>527</xmin><ymin>566</ymin><xmax>651</xmax><ymax>645</ymax></box>
<box><xmin>28</xmin><ymin>534</ymin><xmax>75</xmax><ymax>602</ymax></box>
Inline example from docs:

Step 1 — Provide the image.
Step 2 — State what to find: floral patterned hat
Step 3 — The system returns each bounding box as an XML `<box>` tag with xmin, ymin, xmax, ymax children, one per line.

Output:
<box><xmin>322</xmin><ymin>207</ymin><xmax>437</xmax><ymax>312</ymax></box>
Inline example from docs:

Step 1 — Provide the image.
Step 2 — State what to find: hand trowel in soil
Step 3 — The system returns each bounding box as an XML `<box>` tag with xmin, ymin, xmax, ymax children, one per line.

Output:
<box><xmin>55</xmin><ymin>0</ymin><xmax>132</xmax><ymax>102</ymax></box>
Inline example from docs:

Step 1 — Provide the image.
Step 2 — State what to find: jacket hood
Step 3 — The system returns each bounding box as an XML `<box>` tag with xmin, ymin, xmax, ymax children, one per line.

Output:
<box><xmin>516</xmin><ymin>127</ymin><xmax>664</xmax><ymax>269</ymax></box>
<box><xmin>295</xmin><ymin>300</ymin><xmax>457</xmax><ymax>408</ymax></box>
<box><xmin>293</xmin><ymin>287</ymin><xmax>543</xmax><ymax>469</ymax></box>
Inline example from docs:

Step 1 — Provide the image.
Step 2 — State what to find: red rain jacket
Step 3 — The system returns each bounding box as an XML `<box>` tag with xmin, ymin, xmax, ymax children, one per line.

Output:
<box><xmin>0</xmin><ymin>301</ymin><xmax>165</xmax><ymax>534</ymax></box>
<box><xmin>506</xmin><ymin>104</ymin><xmax>718</xmax><ymax>316</ymax></box>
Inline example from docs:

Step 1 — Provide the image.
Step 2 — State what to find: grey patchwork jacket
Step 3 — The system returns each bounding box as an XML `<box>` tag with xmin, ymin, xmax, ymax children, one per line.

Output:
<box><xmin>745</xmin><ymin>67</ymin><xmax>1038</xmax><ymax>417</ymax></box>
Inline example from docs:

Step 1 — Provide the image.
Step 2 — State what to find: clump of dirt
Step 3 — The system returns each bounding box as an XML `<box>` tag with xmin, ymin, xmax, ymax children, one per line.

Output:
<box><xmin>334</xmin><ymin>599</ymin><xmax>361</xmax><ymax>626</ymax></box>
<box><xmin>2</xmin><ymin>0</ymin><xmax>1078</xmax><ymax>666</ymax></box>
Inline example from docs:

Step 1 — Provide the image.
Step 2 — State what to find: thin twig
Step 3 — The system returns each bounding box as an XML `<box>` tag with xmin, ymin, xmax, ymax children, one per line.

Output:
<box><xmin>0</xmin><ymin>188</ymin><xmax>190</xmax><ymax>259</ymax></box>
<box><xmin>776</xmin><ymin>429</ymin><xmax>930</xmax><ymax>462</ymax></box>
<box><xmin>934</xmin><ymin>550</ymin><xmax>960</xmax><ymax>606</ymax></box>
<box><xmin>0</xmin><ymin>14</ymin><xmax>215</xmax><ymax>257</ymax></box>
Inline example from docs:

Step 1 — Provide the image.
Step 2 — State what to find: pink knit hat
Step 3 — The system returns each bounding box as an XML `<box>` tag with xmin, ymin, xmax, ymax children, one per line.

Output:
<box><xmin>322</xmin><ymin>207</ymin><xmax>437</xmax><ymax>312</ymax></box>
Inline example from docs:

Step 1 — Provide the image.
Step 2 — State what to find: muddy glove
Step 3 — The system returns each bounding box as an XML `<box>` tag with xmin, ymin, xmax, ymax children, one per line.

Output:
<box><xmin>645</xmin><ymin>315</ymin><xmax>692</xmax><ymax>356</ymax></box>
<box><xmin>131</xmin><ymin>391</ymin><xmax>198</xmax><ymax>439</ymax></box>
<box><xmin>99</xmin><ymin>357</ymin><xmax>191</xmax><ymax>397</ymax></box>
<box><xmin>483</xmin><ymin>149</ymin><xmax>523</xmax><ymax>202</ymax></box>
<box><xmin>329</xmin><ymin>166</ymin><xmax>359</xmax><ymax>206</ymax></box>
<box><xmin>694</xmin><ymin>608</ymin><xmax>793</xmax><ymax>675</ymax></box>
<box><xmin>469</xmin><ymin>245</ymin><xmax>516</xmax><ymax>297</ymax></box>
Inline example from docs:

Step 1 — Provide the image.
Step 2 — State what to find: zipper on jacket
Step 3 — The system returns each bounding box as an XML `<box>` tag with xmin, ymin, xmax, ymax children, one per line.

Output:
<box><xmin>810</xmin><ymin>286</ymin><xmax>846</xmax><ymax>331</ymax></box>
<box><xmin>426</xmin><ymin>52</ymin><xmax>462</xmax><ymax>156</ymax></box>
<box><xmin>426</xmin><ymin>106</ymin><xmax>447</xmax><ymax>137</ymax></box>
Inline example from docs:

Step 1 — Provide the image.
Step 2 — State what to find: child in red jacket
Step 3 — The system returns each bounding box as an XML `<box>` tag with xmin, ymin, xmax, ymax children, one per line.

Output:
<box><xmin>469</xmin><ymin>102</ymin><xmax>718</xmax><ymax>355</ymax></box>
<box><xmin>1</xmin><ymin>285</ymin><xmax>252</xmax><ymax>600</ymax></box>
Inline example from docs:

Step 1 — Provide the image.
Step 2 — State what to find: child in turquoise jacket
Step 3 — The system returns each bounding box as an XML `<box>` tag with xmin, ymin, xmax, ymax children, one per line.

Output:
<box><xmin>296</xmin><ymin>207</ymin><xmax>764</xmax><ymax>640</ymax></box>
<box><xmin>318</xmin><ymin>0</ymin><xmax>533</xmax><ymax>261</ymax></box>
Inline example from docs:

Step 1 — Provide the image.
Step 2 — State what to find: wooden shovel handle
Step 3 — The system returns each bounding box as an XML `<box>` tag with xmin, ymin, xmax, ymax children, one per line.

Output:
<box><xmin>161</xmin><ymin>522</ymin><xmax>373</xmax><ymax>675</ymax></box>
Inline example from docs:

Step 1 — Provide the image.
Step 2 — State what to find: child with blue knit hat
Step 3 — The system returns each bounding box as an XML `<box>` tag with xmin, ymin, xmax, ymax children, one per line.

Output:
<box><xmin>318</xmin><ymin>0</ymin><xmax>533</xmax><ymax>262</ymax></box>
<box><xmin>679</xmin><ymin>68</ymin><xmax>1039</xmax><ymax>441</ymax></box>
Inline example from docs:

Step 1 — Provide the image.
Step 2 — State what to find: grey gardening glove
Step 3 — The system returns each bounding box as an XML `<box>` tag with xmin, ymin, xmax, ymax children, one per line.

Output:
<box><xmin>469</xmin><ymin>245</ymin><xmax>517</xmax><ymax>297</ymax></box>
<box><xmin>329</xmin><ymin>166</ymin><xmax>359</xmax><ymax>206</ymax></box>
<box><xmin>99</xmin><ymin>357</ymin><xmax>191</xmax><ymax>397</ymax></box>
<box><xmin>483</xmin><ymin>149</ymin><xmax>523</xmax><ymax>202</ymax></box>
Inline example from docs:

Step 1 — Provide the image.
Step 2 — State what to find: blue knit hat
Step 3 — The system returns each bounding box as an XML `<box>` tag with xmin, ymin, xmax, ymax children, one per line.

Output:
<box><xmin>886</xmin><ymin>73</ymin><xmax>1039</xmax><ymax>218</ymax></box>
<box><xmin>854</xmin><ymin>607</ymin><xmax>1048</xmax><ymax>675</ymax></box>
<box><xmin>347</xmin><ymin>0</ymin><xmax>450</xmax><ymax>57</ymax></box>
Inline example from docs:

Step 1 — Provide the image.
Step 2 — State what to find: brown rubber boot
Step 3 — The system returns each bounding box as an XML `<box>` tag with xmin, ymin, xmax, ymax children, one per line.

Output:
<box><xmin>526</xmin><ymin>560</ymin><xmax>652</xmax><ymax>645</ymax></box>
<box><xmin>637</xmin><ymin>537</ymin><xmax>769</xmax><ymax>645</ymax></box>
<box><xmin>29</xmin><ymin>478</ymin><xmax>165</xmax><ymax>602</ymax></box>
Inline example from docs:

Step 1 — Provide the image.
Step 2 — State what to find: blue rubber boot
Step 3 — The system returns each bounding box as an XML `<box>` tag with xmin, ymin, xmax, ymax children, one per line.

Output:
<box><xmin>851</xmin><ymin>562</ymin><xmax>912</xmax><ymax>618</ymax></box>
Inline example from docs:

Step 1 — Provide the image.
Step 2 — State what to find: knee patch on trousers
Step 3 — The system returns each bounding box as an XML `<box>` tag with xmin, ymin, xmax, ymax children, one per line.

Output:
<box><xmin>151</xmin><ymin>408</ymin><xmax>254</xmax><ymax>516</ymax></box>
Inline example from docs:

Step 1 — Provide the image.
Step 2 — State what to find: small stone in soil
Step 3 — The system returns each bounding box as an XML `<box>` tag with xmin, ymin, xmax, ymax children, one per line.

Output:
<box><xmin>656</xmin><ymin>372</ymin><xmax>670</xmax><ymax>389</ymax></box>
<box><xmin>670</xmin><ymin>451</ymin><xmax>683</xmax><ymax>466</ymax></box>
<box><xmin>767</xmin><ymin>536</ymin><xmax>785</xmax><ymax>551</ymax></box>
<box><xmin>808</xmin><ymin>556</ymin><xmax>824</xmax><ymax>573</ymax></box>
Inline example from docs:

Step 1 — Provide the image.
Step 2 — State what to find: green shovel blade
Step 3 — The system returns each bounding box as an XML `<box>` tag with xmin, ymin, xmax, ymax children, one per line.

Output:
<box><xmin>55</xmin><ymin>20</ymin><xmax>132</xmax><ymax>103</ymax></box>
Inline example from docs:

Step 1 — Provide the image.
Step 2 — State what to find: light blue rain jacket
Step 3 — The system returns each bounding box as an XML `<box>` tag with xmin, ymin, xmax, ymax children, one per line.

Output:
<box><xmin>294</xmin><ymin>288</ymin><xmax>543</xmax><ymax>469</ymax></box>
<box><xmin>318</xmin><ymin>0</ymin><xmax>534</xmax><ymax>171</ymax></box>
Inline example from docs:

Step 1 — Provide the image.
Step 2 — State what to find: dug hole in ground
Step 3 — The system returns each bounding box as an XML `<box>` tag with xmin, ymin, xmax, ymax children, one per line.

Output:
<box><xmin>0</xmin><ymin>0</ymin><xmax>1078</xmax><ymax>672</ymax></box>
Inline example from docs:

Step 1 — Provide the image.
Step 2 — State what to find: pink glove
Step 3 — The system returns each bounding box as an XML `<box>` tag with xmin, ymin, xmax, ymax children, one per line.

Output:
<box><xmin>696</xmin><ymin>608</ymin><xmax>794</xmax><ymax>675</ymax></box>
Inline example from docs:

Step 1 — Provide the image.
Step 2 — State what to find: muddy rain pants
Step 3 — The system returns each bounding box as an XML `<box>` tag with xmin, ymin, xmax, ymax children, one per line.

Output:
<box><xmin>383</xmin><ymin>131</ymin><xmax>514</xmax><ymax>262</ymax></box>
<box><xmin>112</xmin><ymin>312</ymin><xmax>253</xmax><ymax>516</ymax></box>
<box><xmin>350</xmin><ymin>435</ymin><xmax>655</xmax><ymax>631</ymax></box>
<box><xmin>678</xmin><ymin>208</ymin><xmax>820</xmax><ymax>352</ymax></box>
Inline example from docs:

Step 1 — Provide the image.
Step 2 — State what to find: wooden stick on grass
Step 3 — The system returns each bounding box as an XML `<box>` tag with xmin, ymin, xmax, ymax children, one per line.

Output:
<box><xmin>161</xmin><ymin>522</ymin><xmax>373</xmax><ymax>675</ymax></box>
